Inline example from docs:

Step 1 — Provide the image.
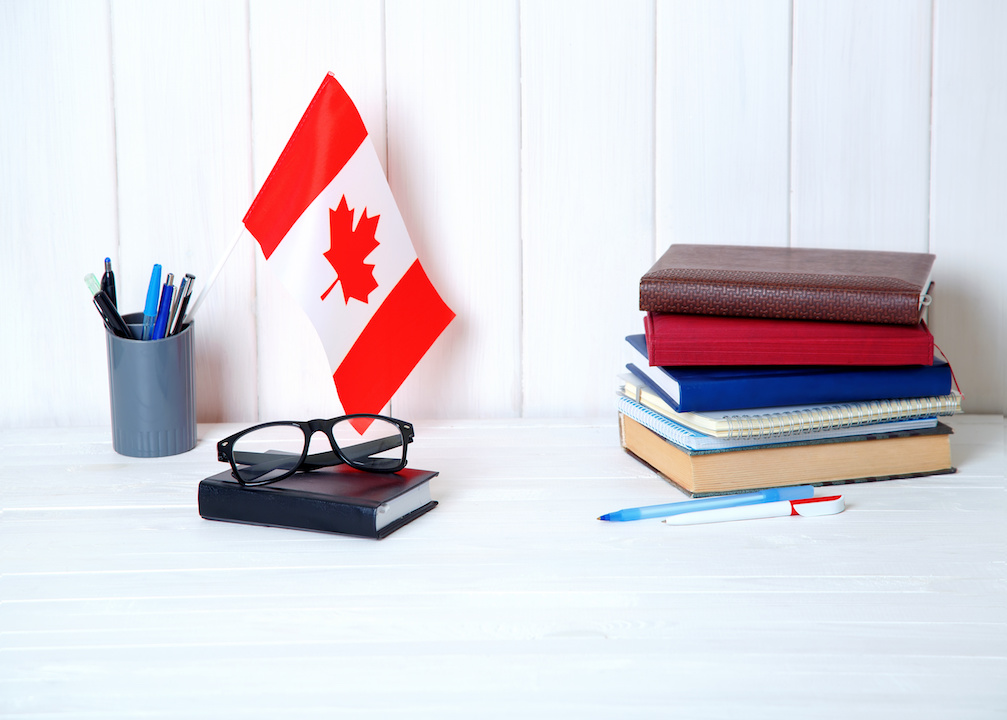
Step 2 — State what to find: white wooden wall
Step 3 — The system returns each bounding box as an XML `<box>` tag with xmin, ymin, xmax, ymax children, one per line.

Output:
<box><xmin>1</xmin><ymin>0</ymin><xmax>1004</xmax><ymax>430</ymax></box>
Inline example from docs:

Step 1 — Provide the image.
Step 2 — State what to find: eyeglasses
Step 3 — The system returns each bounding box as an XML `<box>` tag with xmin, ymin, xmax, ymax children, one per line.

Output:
<box><xmin>217</xmin><ymin>413</ymin><xmax>414</xmax><ymax>486</ymax></box>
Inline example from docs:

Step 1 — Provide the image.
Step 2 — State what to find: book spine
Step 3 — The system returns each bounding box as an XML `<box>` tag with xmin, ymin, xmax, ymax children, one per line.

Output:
<box><xmin>639</xmin><ymin>278</ymin><xmax>921</xmax><ymax>325</ymax></box>
<box><xmin>646</xmin><ymin>344</ymin><xmax>933</xmax><ymax>367</ymax></box>
<box><xmin>644</xmin><ymin>333</ymin><xmax>934</xmax><ymax>367</ymax></box>
<box><xmin>722</xmin><ymin>395</ymin><xmax>960</xmax><ymax>439</ymax></box>
<box><xmin>683</xmin><ymin>366</ymin><xmax>950</xmax><ymax>413</ymax></box>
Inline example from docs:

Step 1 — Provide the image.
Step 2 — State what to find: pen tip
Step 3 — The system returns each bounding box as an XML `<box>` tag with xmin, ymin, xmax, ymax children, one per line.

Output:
<box><xmin>597</xmin><ymin>515</ymin><xmax>609</xmax><ymax>521</ymax></box>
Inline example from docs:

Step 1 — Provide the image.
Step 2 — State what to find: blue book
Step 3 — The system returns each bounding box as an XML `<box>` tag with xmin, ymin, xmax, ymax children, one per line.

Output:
<box><xmin>625</xmin><ymin>334</ymin><xmax>953</xmax><ymax>413</ymax></box>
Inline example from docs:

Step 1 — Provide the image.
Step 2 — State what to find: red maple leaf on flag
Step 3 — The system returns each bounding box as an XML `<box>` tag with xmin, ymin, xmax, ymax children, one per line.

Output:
<box><xmin>321</xmin><ymin>195</ymin><xmax>380</xmax><ymax>303</ymax></box>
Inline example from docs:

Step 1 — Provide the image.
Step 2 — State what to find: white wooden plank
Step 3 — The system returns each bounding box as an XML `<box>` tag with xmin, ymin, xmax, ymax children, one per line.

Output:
<box><xmin>520</xmin><ymin>0</ymin><xmax>655</xmax><ymax>417</ymax></box>
<box><xmin>791</xmin><ymin>0</ymin><xmax>933</xmax><ymax>251</ymax></box>
<box><xmin>248</xmin><ymin>0</ymin><xmax>386</xmax><ymax>421</ymax></box>
<box><xmin>929</xmin><ymin>0</ymin><xmax>1007</xmax><ymax>414</ymax></box>
<box><xmin>0</xmin><ymin>0</ymin><xmax>118</xmax><ymax>427</ymax></box>
<box><xmin>110</xmin><ymin>0</ymin><xmax>257</xmax><ymax>422</ymax></box>
<box><xmin>656</xmin><ymin>0</ymin><xmax>791</xmax><ymax>251</ymax></box>
<box><xmin>385</xmin><ymin>0</ymin><xmax>522</xmax><ymax>421</ymax></box>
<box><xmin>0</xmin><ymin>648</ymin><xmax>1002</xmax><ymax>719</ymax></box>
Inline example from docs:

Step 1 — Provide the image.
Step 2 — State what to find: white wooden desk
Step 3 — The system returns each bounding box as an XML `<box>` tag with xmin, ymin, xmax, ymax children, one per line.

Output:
<box><xmin>1</xmin><ymin>416</ymin><xmax>1005</xmax><ymax>719</ymax></box>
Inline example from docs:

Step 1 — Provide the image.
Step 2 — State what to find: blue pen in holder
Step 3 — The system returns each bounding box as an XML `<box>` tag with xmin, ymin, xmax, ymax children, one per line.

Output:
<box><xmin>105</xmin><ymin>312</ymin><xmax>196</xmax><ymax>457</ymax></box>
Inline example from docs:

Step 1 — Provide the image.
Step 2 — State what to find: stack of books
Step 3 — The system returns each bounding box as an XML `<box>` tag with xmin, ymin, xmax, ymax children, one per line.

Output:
<box><xmin>619</xmin><ymin>244</ymin><xmax>960</xmax><ymax>497</ymax></box>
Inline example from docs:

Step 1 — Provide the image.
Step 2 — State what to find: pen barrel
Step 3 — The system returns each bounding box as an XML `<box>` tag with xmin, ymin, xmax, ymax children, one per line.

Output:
<box><xmin>171</xmin><ymin>294</ymin><xmax>191</xmax><ymax>335</ymax></box>
<box><xmin>93</xmin><ymin>290</ymin><xmax>131</xmax><ymax>337</ymax></box>
<box><xmin>142</xmin><ymin>264</ymin><xmax>163</xmax><ymax>338</ymax></box>
<box><xmin>151</xmin><ymin>284</ymin><xmax>174</xmax><ymax>340</ymax></box>
<box><xmin>92</xmin><ymin>297</ymin><xmax>115</xmax><ymax>333</ymax></box>
<box><xmin>654</xmin><ymin>492</ymin><xmax>774</xmax><ymax>518</ymax></box>
<box><xmin>625</xmin><ymin>486</ymin><xmax>814</xmax><ymax>521</ymax></box>
<box><xmin>101</xmin><ymin>273</ymin><xmax>116</xmax><ymax>308</ymax></box>
<box><xmin>664</xmin><ymin>500</ymin><xmax>793</xmax><ymax>526</ymax></box>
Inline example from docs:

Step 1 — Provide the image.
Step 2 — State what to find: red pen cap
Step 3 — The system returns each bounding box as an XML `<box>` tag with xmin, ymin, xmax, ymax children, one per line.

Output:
<box><xmin>790</xmin><ymin>495</ymin><xmax>845</xmax><ymax>517</ymax></box>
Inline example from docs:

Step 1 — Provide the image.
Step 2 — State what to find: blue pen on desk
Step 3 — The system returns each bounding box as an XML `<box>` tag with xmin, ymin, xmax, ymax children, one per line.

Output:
<box><xmin>151</xmin><ymin>273</ymin><xmax>174</xmax><ymax>340</ymax></box>
<box><xmin>142</xmin><ymin>263</ymin><xmax>162</xmax><ymax>340</ymax></box>
<box><xmin>597</xmin><ymin>485</ymin><xmax>815</xmax><ymax>521</ymax></box>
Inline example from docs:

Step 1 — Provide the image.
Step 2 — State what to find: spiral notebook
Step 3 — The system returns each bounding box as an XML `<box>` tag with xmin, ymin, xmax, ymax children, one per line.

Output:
<box><xmin>617</xmin><ymin>395</ymin><xmax>939</xmax><ymax>452</ymax></box>
<box><xmin>620</xmin><ymin>374</ymin><xmax>961</xmax><ymax>439</ymax></box>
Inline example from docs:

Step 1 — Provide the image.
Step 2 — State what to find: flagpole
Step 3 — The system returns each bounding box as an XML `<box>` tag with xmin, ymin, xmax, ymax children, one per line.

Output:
<box><xmin>184</xmin><ymin>225</ymin><xmax>248</xmax><ymax>322</ymax></box>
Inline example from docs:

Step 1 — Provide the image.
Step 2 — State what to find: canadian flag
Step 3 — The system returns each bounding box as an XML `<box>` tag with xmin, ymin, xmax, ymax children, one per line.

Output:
<box><xmin>243</xmin><ymin>73</ymin><xmax>454</xmax><ymax>421</ymax></box>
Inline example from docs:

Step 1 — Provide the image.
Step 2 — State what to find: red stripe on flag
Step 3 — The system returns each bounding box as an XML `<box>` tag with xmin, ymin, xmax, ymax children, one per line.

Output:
<box><xmin>243</xmin><ymin>74</ymin><xmax>368</xmax><ymax>259</ymax></box>
<box><xmin>334</xmin><ymin>260</ymin><xmax>455</xmax><ymax>422</ymax></box>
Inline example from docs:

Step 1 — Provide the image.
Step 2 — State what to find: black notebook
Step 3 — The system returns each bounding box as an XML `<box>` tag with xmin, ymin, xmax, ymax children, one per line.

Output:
<box><xmin>198</xmin><ymin>464</ymin><xmax>438</xmax><ymax>539</ymax></box>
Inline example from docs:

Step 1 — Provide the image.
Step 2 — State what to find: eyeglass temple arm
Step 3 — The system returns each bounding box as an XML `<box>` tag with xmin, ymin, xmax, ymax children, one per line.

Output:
<box><xmin>233</xmin><ymin>433</ymin><xmax>411</xmax><ymax>475</ymax></box>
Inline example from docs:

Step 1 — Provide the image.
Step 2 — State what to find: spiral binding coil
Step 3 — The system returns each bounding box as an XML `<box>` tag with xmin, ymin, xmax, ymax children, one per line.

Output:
<box><xmin>723</xmin><ymin>394</ymin><xmax>960</xmax><ymax>439</ymax></box>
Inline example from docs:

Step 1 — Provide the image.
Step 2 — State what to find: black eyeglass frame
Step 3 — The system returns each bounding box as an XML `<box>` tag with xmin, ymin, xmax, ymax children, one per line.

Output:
<box><xmin>217</xmin><ymin>413</ymin><xmax>414</xmax><ymax>486</ymax></box>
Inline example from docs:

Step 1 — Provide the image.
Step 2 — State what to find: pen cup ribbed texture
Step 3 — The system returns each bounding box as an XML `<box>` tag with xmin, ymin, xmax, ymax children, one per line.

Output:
<box><xmin>105</xmin><ymin>312</ymin><xmax>196</xmax><ymax>457</ymax></box>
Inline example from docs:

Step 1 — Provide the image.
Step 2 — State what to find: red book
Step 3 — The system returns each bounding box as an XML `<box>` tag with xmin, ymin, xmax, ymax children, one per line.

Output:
<box><xmin>644</xmin><ymin>312</ymin><xmax>935</xmax><ymax>366</ymax></box>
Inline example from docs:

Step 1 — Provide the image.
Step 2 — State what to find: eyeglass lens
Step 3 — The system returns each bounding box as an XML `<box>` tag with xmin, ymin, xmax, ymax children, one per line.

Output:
<box><xmin>331</xmin><ymin>417</ymin><xmax>406</xmax><ymax>471</ymax></box>
<box><xmin>230</xmin><ymin>424</ymin><xmax>305</xmax><ymax>484</ymax></box>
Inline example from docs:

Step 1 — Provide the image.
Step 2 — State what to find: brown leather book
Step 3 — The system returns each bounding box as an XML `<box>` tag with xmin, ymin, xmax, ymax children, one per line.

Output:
<box><xmin>639</xmin><ymin>244</ymin><xmax>935</xmax><ymax>325</ymax></box>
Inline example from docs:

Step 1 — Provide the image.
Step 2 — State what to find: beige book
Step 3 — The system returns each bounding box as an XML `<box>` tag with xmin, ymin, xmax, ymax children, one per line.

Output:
<box><xmin>619</xmin><ymin>413</ymin><xmax>955</xmax><ymax>497</ymax></box>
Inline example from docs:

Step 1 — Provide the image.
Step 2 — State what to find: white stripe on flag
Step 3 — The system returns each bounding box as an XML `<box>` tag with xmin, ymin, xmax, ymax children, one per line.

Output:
<box><xmin>265</xmin><ymin>140</ymin><xmax>418</xmax><ymax>370</ymax></box>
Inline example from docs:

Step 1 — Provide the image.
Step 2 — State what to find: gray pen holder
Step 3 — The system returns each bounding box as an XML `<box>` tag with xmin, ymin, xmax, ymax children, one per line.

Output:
<box><xmin>105</xmin><ymin>312</ymin><xmax>196</xmax><ymax>457</ymax></box>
